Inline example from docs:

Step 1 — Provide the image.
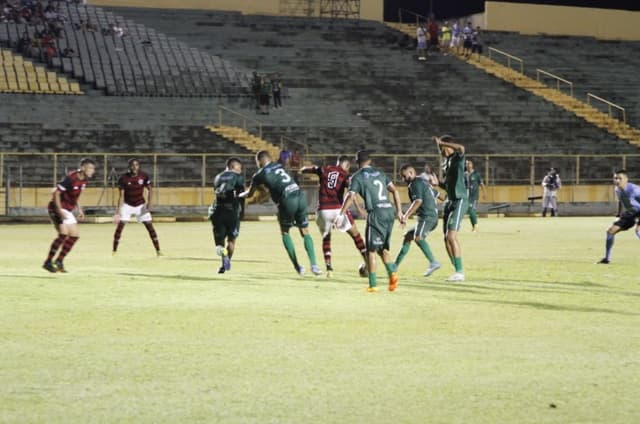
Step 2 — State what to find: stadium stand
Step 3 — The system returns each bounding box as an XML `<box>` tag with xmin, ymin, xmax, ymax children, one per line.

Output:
<box><xmin>0</xmin><ymin>2</ymin><xmax>250</xmax><ymax>96</ymax></box>
<box><xmin>0</xmin><ymin>48</ymin><xmax>81</xmax><ymax>94</ymax></box>
<box><xmin>484</xmin><ymin>32</ymin><xmax>640</xmax><ymax>127</ymax></box>
<box><xmin>109</xmin><ymin>8</ymin><xmax>640</xmax><ymax>159</ymax></box>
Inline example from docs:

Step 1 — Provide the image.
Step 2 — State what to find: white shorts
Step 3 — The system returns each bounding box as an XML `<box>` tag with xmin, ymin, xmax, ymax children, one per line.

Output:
<box><xmin>316</xmin><ymin>208</ymin><xmax>352</xmax><ymax>237</ymax></box>
<box><xmin>450</xmin><ymin>36</ymin><xmax>460</xmax><ymax>48</ymax></box>
<box><xmin>119</xmin><ymin>203</ymin><xmax>152</xmax><ymax>223</ymax></box>
<box><xmin>61</xmin><ymin>209</ymin><xmax>77</xmax><ymax>225</ymax></box>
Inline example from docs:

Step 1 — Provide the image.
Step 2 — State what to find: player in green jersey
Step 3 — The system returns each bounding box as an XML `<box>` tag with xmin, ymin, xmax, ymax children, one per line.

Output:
<box><xmin>335</xmin><ymin>150</ymin><xmax>402</xmax><ymax>292</ymax></box>
<box><xmin>465</xmin><ymin>159</ymin><xmax>486</xmax><ymax>232</ymax></box>
<box><xmin>209</xmin><ymin>157</ymin><xmax>245</xmax><ymax>274</ymax></box>
<box><xmin>239</xmin><ymin>150</ymin><xmax>321</xmax><ymax>276</ymax></box>
<box><xmin>435</xmin><ymin>135</ymin><xmax>468</xmax><ymax>282</ymax></box>
<box><xmin>395</xmin><ymin>164</ymin><xmax>443</xmax><ymax>277</ymax></box>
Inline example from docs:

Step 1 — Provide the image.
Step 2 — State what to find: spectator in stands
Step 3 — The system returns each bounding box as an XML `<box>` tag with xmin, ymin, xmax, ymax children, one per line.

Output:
<box><xmin>272</xmin><ymin>75</ymin><xmax>283</xmax><ymax>109</ymax></box>
<box><xmin>251</xmin><ymin>71</ymin><xmax>261</xmax><ymax>110</ymax></box>
<box><xmin>416</xmin><ymin>21</ymin><xmax>427</xmax><ymax>61</ymax></box>
<box><xmin>260</xmin><ymin>76</ymin><xmax>271</xmax><ymax>115</ymax></box>
<box><xmin>279</xmin><ymin>145</ymin><xmax>292</xmax><ymax>169</ymax></box>
<box><xmin>462</xmin><ymin>22</ymin><xmax>473</xmax><ymax>58</ymax></box>
<box><xmin>440</xmin><ymin>21</ymin><xmax>451</xmax><ymax>56</ymax></box>
<box><xmin>61</xmin><ymin>47</ymin><xmax>76</xmax><ymax>58</ymax></box>
<box><xmin>17</xmin><ymin>31</ymin><xmax>31</xmax><ymax>55</ymax></box>
<box><xmin>541</xmin><ymin>167</ymin><xmax>561</xmax><ymax>217</ymax></box>
<box><xmin>450</xmin><ymin>21</ymin><xmax>461</xmax><ymax>54</ymax></box>
<box><xmin>471</xmin><ymin>26</ymin><xmax>483</xmax><ymax>58</ymax></box>
<box><xmin>428</xmin><ymin>20</ymin><xmax>439</xmax><ymax>53</ymax></box>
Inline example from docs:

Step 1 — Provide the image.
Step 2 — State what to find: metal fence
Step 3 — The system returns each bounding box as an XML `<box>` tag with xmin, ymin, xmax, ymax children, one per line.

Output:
<box><xmin>2</xmin><ymin>152</ymin><xmax>639</xmax><ymax>208</ymax></box>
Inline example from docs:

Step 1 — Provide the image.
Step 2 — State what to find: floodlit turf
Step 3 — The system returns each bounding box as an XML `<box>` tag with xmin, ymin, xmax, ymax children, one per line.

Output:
<box><xmin>1</xmin><ymin>217</ymin><xmax>639</xmax><ymax>423</ymax></box>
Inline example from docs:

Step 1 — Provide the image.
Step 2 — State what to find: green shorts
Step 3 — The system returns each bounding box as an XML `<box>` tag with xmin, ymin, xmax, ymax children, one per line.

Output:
<box><xmin>278</xmin><ymin>191</ymin><xmax>309</xmax><ymax>230</ymax></box>
<box><xmin>443</xmin><ymin>198</ymin><xmax>468</xmax><ymax>233</ymax></box>
<box><xmin>409</xmin><ymin>216</ymin><xmax>438</xmax><ymax>239</ymax></box>
<box><xmin>365</xmin><ymin>209</ymin><xmax>395</xmax><ymax>252</ymax></box>
<box><xmin>211</xmin><ymin>211</ymin><xmax>240</xmax><ymax>245</ymax></box>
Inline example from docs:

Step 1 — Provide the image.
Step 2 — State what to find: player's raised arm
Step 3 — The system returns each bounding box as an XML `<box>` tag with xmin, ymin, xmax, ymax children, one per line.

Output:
<box><xmin>299</xmin><ymin>165</ymin><xmax>319</xmax><ymax>174</ymax></box>
<box><xmin>434</xmin><ymin>135</ymin><xmax>465</xmax><ymax>154</ymax></box>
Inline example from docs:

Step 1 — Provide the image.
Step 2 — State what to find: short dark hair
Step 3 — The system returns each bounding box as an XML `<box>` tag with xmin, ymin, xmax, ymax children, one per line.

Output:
<box><xmin>226</xmin><ymin>157</ymin><xmax>242</xmax><ymax>168</ymax></box>
<box><xmin>439</xmin><ymin>134</ymin><xmax>455</xmax><ymax>143</ymax></box>
<box><xmin>79</xmin><ymin>158</ymin><xmax>96</xmax><ymax>167</ymax></box>
<box><xmin>615</xmin><ymin>169</ymin><xmax>627</xmax><ymax>176</ymax></box>
<box><xmin>355</xmin><ymin>150</ymin><xmax>370</xmax><ymax>164</ymax></box>
<box><xmin>399</xmin><ymin>163</ymin><xmax>413</xmax><ymax>174</ymax></box>
<box><xmin>256</xmin><ymin>150</ymin><xmax>271</xmax><ymax>162</ymax></box>
<box><xmin>337</xmin><ymin>155</ymin><xmax>350</xmax><ymax>164</ymax></box>
<box><xmin>127</xmin><ymin>158</ymin><xmax>139</xmax><ymax>167</ymax></box>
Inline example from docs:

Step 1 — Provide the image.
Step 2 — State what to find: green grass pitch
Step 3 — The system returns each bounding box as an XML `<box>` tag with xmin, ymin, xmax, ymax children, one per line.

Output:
<box><xmin>1</xmin><ymin>217</ymin><xmax>639</xmax><ymax>423</ymax></box>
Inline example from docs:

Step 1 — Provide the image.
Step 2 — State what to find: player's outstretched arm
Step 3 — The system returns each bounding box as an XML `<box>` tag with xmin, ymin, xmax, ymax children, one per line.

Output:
<box><xmin>237</xmin><ymin>185</ymin><xmax>255</xmax><ymax>199</ymax></box>
<box><xmin>433</xmin><ymin>136</ymin><xmax>465</xmax><ymax>154</ymax></box>
<box><xmin>298</xmin><ymin>165</ymin><xmax>318</xmax><ymax>174</ymax></box>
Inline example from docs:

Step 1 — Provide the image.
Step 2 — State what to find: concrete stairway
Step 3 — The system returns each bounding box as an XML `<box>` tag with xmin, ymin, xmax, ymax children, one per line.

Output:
<box><xmin>205</xmin><ymin>125</ymin><xmax>280</xmax><ymax>160</ymax></box>
<box><xmin>386</xmin><ymin>22</ymin><xmax>640</xmax><ymax>147</ymax></box>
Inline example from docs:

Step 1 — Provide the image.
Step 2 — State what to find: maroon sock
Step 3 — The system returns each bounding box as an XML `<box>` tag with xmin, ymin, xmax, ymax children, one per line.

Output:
<box><xmin>322</xmin><ymin>233</ymin><xmax>331</xmax><ymax>266</ymax></box>
<box><xmin>46</xmin><ymin>235</ymin><xmax>66</xmax><ymax>261</ymax></box>
<box><xmin>56</xmin><ymin>236</ymin><xmax>78</xmax><ymax>261</ymax></box>
<box><xmin>144</xmin><ymin>222</ymin><xmax>160</xmax><ymax>251</ymax></box>
<box><xmin>113</xmin><ymin>222</ymin><xmax>125</xmax><ymax>251</ymax></box>
<box><xmin>351</xmin><ymin>233</ymin><xmax>367</xmax><ymax>260</ymax></box>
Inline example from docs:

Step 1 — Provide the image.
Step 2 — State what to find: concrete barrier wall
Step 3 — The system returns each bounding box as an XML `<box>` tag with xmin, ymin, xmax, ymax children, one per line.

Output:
<box><xmin>89</xmin><ymin>0</ymin><xmax>384</xmax><ymax>22</ymax></box>
<box><xmin>486</xmin><ymin>1</ymin><xmax>640</xmax><ymax>40</ymax></box>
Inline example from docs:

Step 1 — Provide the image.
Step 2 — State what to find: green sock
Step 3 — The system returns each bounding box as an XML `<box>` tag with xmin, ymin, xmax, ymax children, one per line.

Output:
<box><xmin>303</xmin><ymin>234</ymin><xmax>317</xmax><ymax>266</ymax></box>
<box><xmin>469</xmin><ymin>208</ymin><xmax>478</xmax><ymax>226</ymax></box>
<box><xmin>416</xmin><ymin>239</ymin><xmax>435</xmax><ymax>263</ymax></box>
<box><xmin>395</xmin><ymin>243</ymin><xmax>410</xmax><ymax>266</ymax></box>
<box><xmin>453</xmin><ymin>257</ymin><xmax>463</xmax><ymax>273</ymax></box>
<box><xmin>384</xmin><ymin>262</ymin><xmax>397</xmax><ymax>276</ymax></box>
<box><xmin>368</xmin><ymin>272</ymin><xmax>377</xmax><ymax>288</ymax></box>
<box><xmin>449</xmin><ymin>254</ymin><xmax>455</xmax><ymax>267</ymax></box>
<box><xmin>282</xmin><ymin>233</ymin><xmax>299</xmax><ymax>268</ymax></box>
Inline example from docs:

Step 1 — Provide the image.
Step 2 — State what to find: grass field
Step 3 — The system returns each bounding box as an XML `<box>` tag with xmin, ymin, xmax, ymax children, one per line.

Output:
<box><xmin>1</xmin><ymin>217</ymin><xmax>639</xmax><ymax>423</ymax></box>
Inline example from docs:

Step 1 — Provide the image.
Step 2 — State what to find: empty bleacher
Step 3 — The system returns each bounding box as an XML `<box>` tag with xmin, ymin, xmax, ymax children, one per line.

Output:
<box><xmin>111</xmin><ymin>9</ymin><xmax>640</xmax><ymax>158</ymax></box>
<box><xmin>484</xmin><ymin>32</ymin><xmax>640</xmax><ymax>127</ymax></box>
<box><xmin>0</xmin><ymin>48</ymin><xmax>81</xmax><ymax>94</ymax></box>
<box><xmin>0</xmin><ymin>2</ymin><xmax>250</xmax><ymax>96</ymax></box>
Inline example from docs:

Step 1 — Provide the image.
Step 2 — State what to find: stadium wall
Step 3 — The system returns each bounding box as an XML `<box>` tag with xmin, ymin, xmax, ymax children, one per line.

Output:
<box><xmin>88</xmin><ymin>0</ymin><xmax>384</xmax><ymax>21</ymax></box>
<box><xmin>485</xmin><ymin>1</ymin><xmax>640</xmax><ymax>40</ymax></box>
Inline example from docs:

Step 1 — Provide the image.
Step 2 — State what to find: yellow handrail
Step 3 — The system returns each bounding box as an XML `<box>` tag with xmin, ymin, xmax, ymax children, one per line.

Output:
<box><xmin>217</xmin><ymin>105</ymin><xmax>263</xmax><ymax>138</ymax></box>
<box><xmin>488</xmin><ymin>47</ymin><xmax>524</xmax><ymax>74</ymax></box>
<box><xmin>587</xmin><ymin>93</ymin><xmax>626</xmax><ymax>123</ymax></box>
<box><xmin>536</xmin><ymin>68</ymin><xmax>574</xmax><ymax>97</ymax></box>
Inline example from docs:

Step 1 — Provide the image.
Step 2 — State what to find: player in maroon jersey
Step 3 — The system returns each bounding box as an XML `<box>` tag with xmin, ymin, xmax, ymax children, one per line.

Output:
<box><xmin>43</xmin><ymin>158</ymin><xmax>96</xmax><ymax>273</ymax></box>
<box><xmin>112</xmin><ymin>158</ymin><xmax>162</xmax><ymax>256</ymax></box>
<box><xmin>300</xmin><ymin>155</ymin><xmax>367</xmax><ymax>276</ymax></box>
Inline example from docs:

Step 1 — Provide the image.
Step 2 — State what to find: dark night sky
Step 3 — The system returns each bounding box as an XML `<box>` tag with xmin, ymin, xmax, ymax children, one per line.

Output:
<box><xmin>384</xmin><ymin>1</ymin><xmax>640</xmax><ymax>21</ymax></box>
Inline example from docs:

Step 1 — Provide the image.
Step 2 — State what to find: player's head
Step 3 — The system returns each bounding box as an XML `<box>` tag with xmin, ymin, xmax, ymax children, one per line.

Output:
<box><xmin>79</xmin><ymin>158</ymin><xmax>96</xmax><ymax>178</ymax></box>
<box><xmin>337</xmin><ymin>155</ymin><xmax>351</xmax><ymax>171</ymax></box>
<box><xmin>548</xmin><ymin>167</ymin><xmax>557</xmax><ymax>176</ymax></box>
<box><xmin>438</xmin><ymin>134</ymin><xmax>456</xmax><ymax>157</ymax></box>
<box><xmin>127</xmin><ymin>158</ymin><xmax>140</xmax><ymax>174</ymax></box>
<box><xmin>226</xmin><ymin>157</ymin><xmax>242</xmax><ymax>173</ymax></box>
<box><xmin>466</xmin><ymin>159</ymin><xmax>474</xmax><ymax>171</ymax></box>
<box><xmin>614</xmin><ymin>169</ymin><xmax>628</xmax><ymax>188</ymax></box>
<box><xmin>399</xmin><ymin>164</ymin><xmax>416</xmax><ymax>183</ymax></box>
<box><xmin>355</xmin><ymin>150</ymin><xmax>371</xmax><ymax>167</ymax></box>
<box><xmin>255</xmin><ymin>150</ymin><xmax>271</xmax><ymax>167</ymax></box>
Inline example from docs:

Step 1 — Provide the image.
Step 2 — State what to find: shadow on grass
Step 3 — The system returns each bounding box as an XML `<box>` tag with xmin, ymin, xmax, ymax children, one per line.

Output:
<box><xmin>162</xmin><ymin>257</ymin><xmax>271</xmax><ymax>264</ymax></box>
<box><xmin>0</xmin><ymin>274</ymin><xmax>60</xmax><ymax>280</ymax></box>
<box><xmin>457</xmin><ymin>297</ymin><xmax>638</xmax><ymax>316</ymax></box>
<box><xmin>117</xmin><ymin>272</ymin><xmax>272</xmax><ymax>285</ymax></box>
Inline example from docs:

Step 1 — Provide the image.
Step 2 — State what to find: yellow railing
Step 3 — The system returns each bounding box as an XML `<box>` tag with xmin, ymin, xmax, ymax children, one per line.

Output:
<box><xmin>536</xmin><ymin>68</ymin><xmax>574</xmax><ymax>97</ymax></box>
<box><xmin>217</xmin><ymin>106</ymin><xmax>264</xmax><ymax>138</ymax></box>
<box><xmin>488</xmin><ymin>47</ymin><xmax>524</xmax><ymax>74</ymax></box>
<box><xmin>587</xmin><ymin>93</ymin><xmax>626</xmax><ymax>123</ymax></box>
